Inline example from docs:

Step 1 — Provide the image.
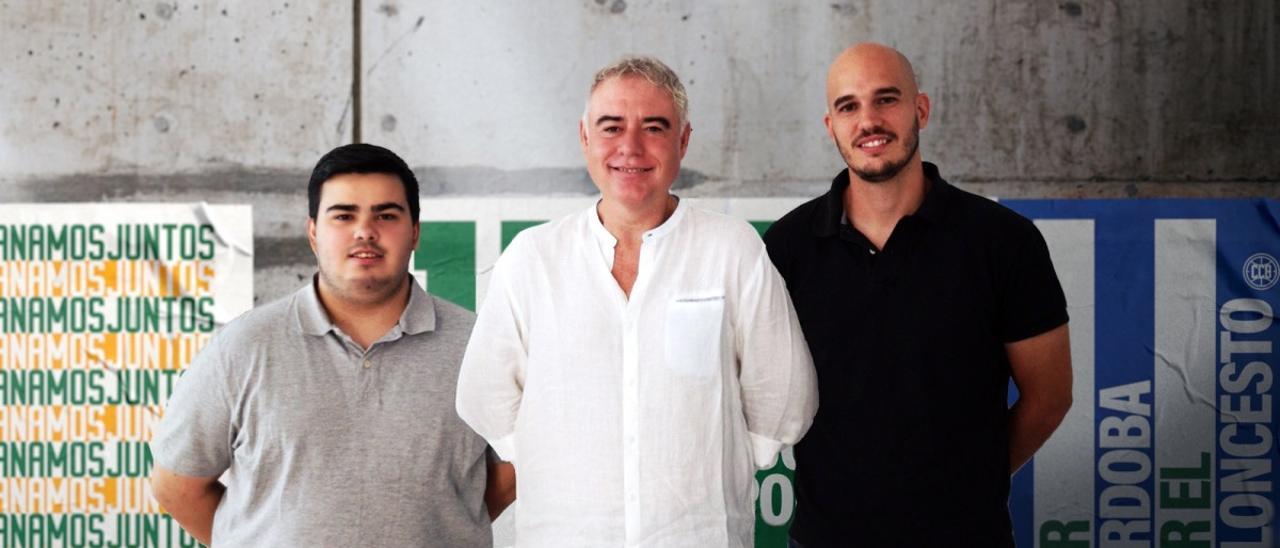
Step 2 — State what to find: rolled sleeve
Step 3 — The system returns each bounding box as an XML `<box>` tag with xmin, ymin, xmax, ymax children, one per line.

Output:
<box><xmin>735</xmin><ymin>247</ymin><xmax>819</xmax><ymax>468</ymax></box>
<box><xmin>748</xmin><ymin>432</ymin><xmax>786</xmax><ymax>469</ymax></box>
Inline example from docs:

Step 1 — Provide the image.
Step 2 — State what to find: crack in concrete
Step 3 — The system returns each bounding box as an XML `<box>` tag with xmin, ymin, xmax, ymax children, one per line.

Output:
<box><xmin>364</xmin><ymin>15</ymin><xmax>425</xmax><ymax>78</ymax></box>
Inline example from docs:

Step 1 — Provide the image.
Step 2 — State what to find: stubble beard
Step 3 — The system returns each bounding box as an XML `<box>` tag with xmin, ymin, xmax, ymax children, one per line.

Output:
<box><xmin>841</xmin><ymin>117</ymin><xmax>921</xmax><ymax>184</ymax></box>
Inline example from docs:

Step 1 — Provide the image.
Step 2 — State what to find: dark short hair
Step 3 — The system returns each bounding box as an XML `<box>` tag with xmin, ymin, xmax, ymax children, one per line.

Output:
<box><xmin>307</xmin><ymin>143</ymin><xmax>420</xmax><ymax>222</ymax></box>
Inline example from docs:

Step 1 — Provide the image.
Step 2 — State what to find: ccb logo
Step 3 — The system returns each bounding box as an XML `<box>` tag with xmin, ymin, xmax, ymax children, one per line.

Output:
<box><xmin>1243</xmin><ymin>253</ymin><xmax>1279</xmax><ymax>291</ymax></box>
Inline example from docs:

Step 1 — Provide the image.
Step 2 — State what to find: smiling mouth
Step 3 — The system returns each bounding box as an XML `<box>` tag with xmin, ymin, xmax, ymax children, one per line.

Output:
<box><xmin>349</xmin><ymin>250</ymin><xmax>383</xmax><ymax>259</ymax></box>
<box><xmin>857</xmin><ymin>136</ymin><xmax>892</xmax><ymax>149</ymax></box>
<box><xmin>611</xmin><ymin>166</ymin><xmax>654</xmax><ymax>174</ymax></box>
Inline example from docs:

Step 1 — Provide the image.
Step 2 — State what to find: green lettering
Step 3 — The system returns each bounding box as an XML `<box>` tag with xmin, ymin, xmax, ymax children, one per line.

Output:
<box><xmin>30</xmin><ymin>297</ymin><xmax>45</xmax><ymax>332</ymax></box>
<box><xmin>88</xmin><ymin>297</ymin><xmax>104</xmax><ymax>333</ymax></box>
<box><xmin>198</xmin><ymin>224</ymin><xmax>216</xmax><ymax>259</ymax></box>
<box><xmin>163</xmin><ymin>224</ymin><xmax>178</xmax><ymax>260</ymax></box>
<box><xmin>88</xmin><ymin>224</ymin><xmax>105</xmax><ymax>260</ymax></box>
<box><xmin>11</xmin><ymin>225</ymin><xmax>28</xmax><ymax>260</ymax></box>
<box><xmin>10</xmin><ymin>509</ymin><xmax>26</xmax><ymax>540</ymax></box>
<box><xmin>46</xmin><ymin>297</ymin><xmax>68</xmax><ymax>331</ymax></box>
<box><xmin>5</xmin><ymin>442</ymin><xmax>27</xmax><ymax>476</ymax></box>
<box><xmin>89</xmin><ymin>441</ymin><xmax>105</xmax><ymax>477</ymax></box>
<box><xmin>29</xmin><ymin>368</ymin><xmax>44</xmax><ymax>404</ymax></box>
<box><xmin>68</xmin><ymin>224</ymin><xmax>86</xmax><ymax>259</ymax></box>
<box><xmin>199</xmin><ymin>296</ymin><xmax>215</xmax><ymax>332</ymax></box>
<box><xmin>4</xmin><ymin>297</ymin><xmax>27</xmax><ymax>332</ymax></box>
<box><xmin>1160</xmin><ymin>452</ymin><xmax>1211</xmax><ymax>509</ymax></box>
<box><xmin>29</xmin><ymin>225</ymin><xmax>44</xmax><ymax>260</ymax></box>
<box><xmin>142</xmin><ymin>514</ymin><xmax>161</xmax><ymax>546</ymax></box>
<box><xmin>89</xmin><ymin>369</ymin><xmax>105</xmax><ymax>405</ymax></box>
<box><xmin>1039</xmin><ymin>520</ymin><xmax>1089</xmax><ymax>547</ymax></box>
<box><xmin>45</xmin><ymin>225</ymin><xmax>67</xmax><ymax>259</ymax></box>
<box><xmin>5</xmin><ymin>370</ymin><xmax>26</xmax><ymax>404</ymax></box>
<box><xmin>30</xmin><ymin>441</ymin><xmax>45</xmax><ymax>476</ymax></box>
<box><xmin>142</xmin><ymin>297</ymin><xmax>160</xmax><ymax>332</ymax></box>
<box><xmin>143</xmin><ymin>224</ymin><xmax>160</xmax><ymax>259</ymax></box>
<box><xmin>1159</xmin><ymin>520</ymin><xmax>1210</xmax><ymax>547</ymax></box>
<box><xmin>47</xmin><ymin>442</ymin><xmax>68</xmax><ymax>477</ymax></box>
<box><xmin>45</xmin><ymin>513</ymin><xmax>68</xmax><ymax>543</ymax></box>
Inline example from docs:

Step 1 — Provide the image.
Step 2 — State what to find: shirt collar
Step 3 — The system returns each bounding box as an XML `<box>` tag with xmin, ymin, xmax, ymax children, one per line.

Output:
<box><xmin>812</xmin><ymin>161</ymin><xmax>953</xmax><ymax>236</ymax></box>
<box><xmin>913</xmin><ymin>162</ymin><xmax>953</xmax><ymax>225</ymax></box>
<box><xmin>296</xmin><ymin>275</ymin><xmax>437</xmax><ymax>337</ymax></box>
<box><xmin>587</xmin><ymin>194</ymin><xmax>687</xmax><ymax>248</ymax></box>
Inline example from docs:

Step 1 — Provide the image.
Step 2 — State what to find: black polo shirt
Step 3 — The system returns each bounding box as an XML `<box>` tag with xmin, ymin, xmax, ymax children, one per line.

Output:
<box><xmin>764</xmin><ymin>163</ymin><xmax>1068</xmax><ymax>547</ymax></box>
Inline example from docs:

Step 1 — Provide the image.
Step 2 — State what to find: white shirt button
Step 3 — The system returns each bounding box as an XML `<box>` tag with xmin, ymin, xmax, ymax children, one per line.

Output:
<box><xmin>362</xmin><ymin>360</ymin><xmax>372</xmax><ymax>369</ymax></box>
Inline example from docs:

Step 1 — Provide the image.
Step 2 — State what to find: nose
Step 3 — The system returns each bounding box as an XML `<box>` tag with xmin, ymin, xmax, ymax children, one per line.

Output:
<box><xmin>353</xmin><ymin>216</ymin><xmax>378</xmax><ymax>241</ymax></box>
<box><xmin>617</xmin><ymin>128</ymin><xmax>644</xmax><ymax>156</ymax></box>
<box><xmin>856</xmin><ymin>109</ymin><xmax>884</xmax><ymax>134</ymax></box>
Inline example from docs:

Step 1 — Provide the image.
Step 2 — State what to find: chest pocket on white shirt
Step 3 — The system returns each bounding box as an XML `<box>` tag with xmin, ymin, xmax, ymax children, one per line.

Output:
<box><xmin>663</xmin><ymin>295</ymin><xmax>725</xmax><ymax>378</ymax></box>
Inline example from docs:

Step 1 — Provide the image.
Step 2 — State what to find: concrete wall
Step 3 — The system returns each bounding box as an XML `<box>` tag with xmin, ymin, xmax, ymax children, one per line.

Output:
<box><xmin>3</xmin><ymin>0</ymin><xmax>1278</xmax><ymax>303</ymax></box>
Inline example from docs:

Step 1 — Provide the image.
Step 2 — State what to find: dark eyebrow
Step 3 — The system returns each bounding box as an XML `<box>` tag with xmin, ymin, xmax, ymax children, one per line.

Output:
<box><xmin>595</xmin><ymin>115</ymin><xmax>623</xmax><ymax>126</ymax></box>
<box><xmin>832</xmin><ymin>87</ymin><xmax>903</xmax><ymax>110</ymax></box>
<box><xmin>642</xmin><ymin>116</ymin><xmax>671</xmax><ymax>129</ymax></box>
<box><xmin>325</xmin><ymin>203</ymin><xmax>406</xmax><ymax>214</ymax></box>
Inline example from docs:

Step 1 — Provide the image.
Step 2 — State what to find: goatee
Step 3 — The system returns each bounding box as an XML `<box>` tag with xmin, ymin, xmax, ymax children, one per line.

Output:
<box><xmin>844</xmin><ymin>118</ymin><xmax>920</xmax><ymax>183</ymax></box>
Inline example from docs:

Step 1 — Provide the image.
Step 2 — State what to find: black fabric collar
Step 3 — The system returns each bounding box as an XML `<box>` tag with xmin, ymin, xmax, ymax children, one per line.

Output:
<box><xmin>812</xmin><ymin>161</ymin><xmax>953</xmax><ymax>237</ymax></box>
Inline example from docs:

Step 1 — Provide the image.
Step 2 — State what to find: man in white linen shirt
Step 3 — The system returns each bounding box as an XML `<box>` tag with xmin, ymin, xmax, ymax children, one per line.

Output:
<box><xmin>455</xmin><ymin>56</ymin><xmax>819</xmax><ymax>547</ymax></box>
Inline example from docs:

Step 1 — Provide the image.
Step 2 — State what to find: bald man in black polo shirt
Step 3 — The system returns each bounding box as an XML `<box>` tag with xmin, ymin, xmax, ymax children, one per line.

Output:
<box><xmin>764</xmin><ymin>43</ymin><xmax>1073</xmax><ymax>547</ymax></box>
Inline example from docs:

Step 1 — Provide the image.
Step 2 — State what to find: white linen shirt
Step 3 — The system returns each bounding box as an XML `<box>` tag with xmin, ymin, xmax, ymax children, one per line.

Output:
<box><xmin>456</xmin><ymin>201</ymin><xmax>818</xmax><ymax>547</ymax></box>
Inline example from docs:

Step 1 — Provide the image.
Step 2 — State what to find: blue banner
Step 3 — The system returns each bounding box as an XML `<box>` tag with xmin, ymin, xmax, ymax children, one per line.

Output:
<box><xmin>1004</xmin><ymin>199</ymin><xmax>1279</xmax><ymax>548</ymax></box>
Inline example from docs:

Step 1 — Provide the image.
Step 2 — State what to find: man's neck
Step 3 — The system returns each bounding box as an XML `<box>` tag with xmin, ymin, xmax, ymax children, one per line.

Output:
<box><xmin>316</xmin><ymin>276</ymin><xmax>410</xmax><ymax>350</ymax></box>
<box><xmin>843</xmin><ymin>160</ymin><xmax>929</xmax><ymax>250</ymax></box>
<box><xmin>597</xmin><ymin>194</ymin><xmax>677</xmax><ymax>299</ymax></box>
<box><xmin>597</xmin><ymin>194</ymin><xmax>677</xmax><ymax>244</ymax></box>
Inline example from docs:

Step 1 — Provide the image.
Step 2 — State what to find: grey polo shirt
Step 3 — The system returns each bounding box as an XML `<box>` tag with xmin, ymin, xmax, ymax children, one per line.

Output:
<box><xmin>152</xmin><ymin>278</ymin><xmax>491</xmax><ymax>547</ymax></box>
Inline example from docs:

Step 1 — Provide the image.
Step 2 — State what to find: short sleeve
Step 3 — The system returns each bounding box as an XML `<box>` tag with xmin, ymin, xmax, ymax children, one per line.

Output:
<box><xmin>997</xmin><ymin>219</ymin><xmax>1069</xmax><ymax>343</ymax></box>
<box><xmin>150</xmin><ymin>332</ymin><xmax>236</xmax><ymax>477</ymax></box>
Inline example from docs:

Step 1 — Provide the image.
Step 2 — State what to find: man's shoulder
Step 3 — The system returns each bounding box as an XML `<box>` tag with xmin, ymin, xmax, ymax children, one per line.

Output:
<box><xmin>502</xmin><ymin>209</ymin><xmax>588</xmax><ymax>255</ymax></box>
<box><xmin>424</xmin><ymin>293</ymin><xmax>476</xmax><ymax>339</ymax></box>
<box><xmin>944</xmin><ymin>183</ymin><xmax>1041</xmax><ymax>238</ymax></box>
<box><xmin>763</xmin><ymin>194</ymin><xmax>825</xmax><ymax>244</ymax></box>
<box><xmin>683</xmin><ymin>205</ymin><xmax>767</xmax><ymax>246</ymax></box>
<box><xmin>212</xmin><ymin>289</ymin><xmax>302</xmax><ymax>345</ymax></box>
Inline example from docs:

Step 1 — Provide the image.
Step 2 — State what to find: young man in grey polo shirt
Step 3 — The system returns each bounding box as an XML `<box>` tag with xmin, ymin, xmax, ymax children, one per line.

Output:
<box><xmin>150</xmin><ymin>144</ymin><xmax>515</xmax><ymax>546</ymax></box>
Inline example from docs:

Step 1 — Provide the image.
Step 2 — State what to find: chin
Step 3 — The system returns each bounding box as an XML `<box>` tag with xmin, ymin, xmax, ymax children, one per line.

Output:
<box><xmin>606</xmin><ymin>186</ymin><xmax>656</xmax><ymax>205</ymax></box>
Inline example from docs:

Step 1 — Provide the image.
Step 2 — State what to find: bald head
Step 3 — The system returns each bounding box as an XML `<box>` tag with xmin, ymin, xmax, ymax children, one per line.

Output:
<box><xmin>822</xmin><ymin>42</ymin><xmax>931</xmax><ymax>184</ymax></box>
<box><xmin>826</xmin><ymin>43</ymin><xmax>920</xmax><ymax>111</ymax></box>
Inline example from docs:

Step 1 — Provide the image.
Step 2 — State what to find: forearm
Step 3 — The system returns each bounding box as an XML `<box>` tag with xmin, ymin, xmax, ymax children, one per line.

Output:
<box><xmin>485</xmin><ymin>460</ymin><xmax>517</xmax><ymax>520</ymax></box>
<box><xmin>1007</xmin><ymin>396</ymin><xmax>1071</xmax><ymax>474</ymax></box>
<box><xmin>154</xmin><ymin>479</ymin><xmax>225</xmax><ymax>545</ymax></box>
<box><xmin>1005</xmin><ymin>324</ymin><xmax>1073</xmax><ymax>475</ymax></box>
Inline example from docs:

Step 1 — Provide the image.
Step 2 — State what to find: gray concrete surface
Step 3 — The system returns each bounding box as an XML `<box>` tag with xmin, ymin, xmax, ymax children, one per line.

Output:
<box><xmin>3</xmin><ymin>0</ymin><xmax>1278</xmax><ymax>306</ymax></box>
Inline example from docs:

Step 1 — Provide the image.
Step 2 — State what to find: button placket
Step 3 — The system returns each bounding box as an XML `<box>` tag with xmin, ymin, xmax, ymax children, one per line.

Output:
<box><xmin>621</xmin><ymin>305</ymin><xmax>642</xmax><ymax>542</ymax></box>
